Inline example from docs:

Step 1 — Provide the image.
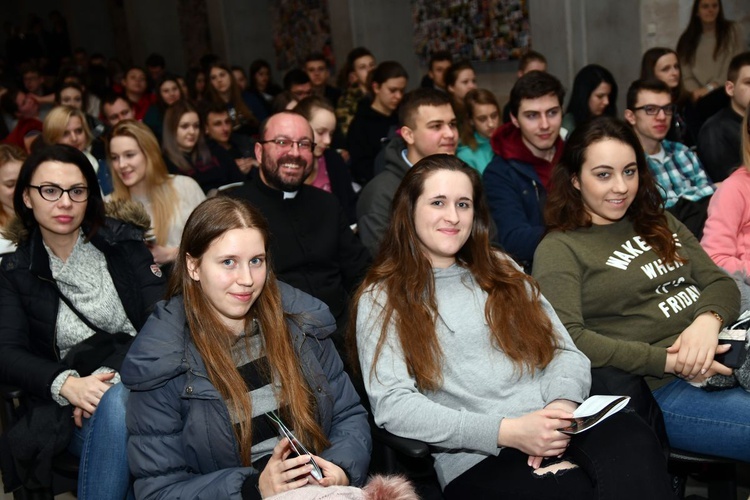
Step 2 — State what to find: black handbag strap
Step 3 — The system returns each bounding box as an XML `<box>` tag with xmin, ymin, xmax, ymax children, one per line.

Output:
<box><xmin>52</xmin><ymin>284</ymin><xmax>111</xmax><ymax>336</ymax></box>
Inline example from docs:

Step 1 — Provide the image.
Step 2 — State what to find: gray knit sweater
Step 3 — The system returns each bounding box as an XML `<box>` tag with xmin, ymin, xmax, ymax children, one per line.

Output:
<box><xmin>356</xmin><ymin>263</ymin><xmax>591</xmax><ymax>488</ymax></box>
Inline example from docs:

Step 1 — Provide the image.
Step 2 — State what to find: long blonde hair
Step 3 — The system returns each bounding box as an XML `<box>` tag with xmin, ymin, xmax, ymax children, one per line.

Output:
<box><xmin>0</xmin><ymin>144</ymin><xmax>26</xmax><ymax>227</ymax></box>
<box><xmin>42</xmin><ymin>105</ymin><xmax>92</xmax><ymax>149</ymax></box>
<box><xmin>108</xmin><ymin>120</ymin><xmax>179</xmax><ymax>246</ymax></box>
<box><xmin>170</xmin><ymin>197</ymin><xmax>329</xmax><ymax>465</ymax></box>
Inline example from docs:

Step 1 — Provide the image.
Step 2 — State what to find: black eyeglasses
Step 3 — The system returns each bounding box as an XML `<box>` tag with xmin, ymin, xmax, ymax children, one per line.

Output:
<box><xmin>29</xmin><ymin>184</ymin><xmax>90</xmax><ymax>202</ymax></box>
<box><xmin>631</xmin><ymin>104</ymin><xmax>675</xmax><ymax>116</ymax></box>
<box><xmin>258</xmin><ymin>138</ymin><xmax>316</xmax><ymax>152</ymax></box>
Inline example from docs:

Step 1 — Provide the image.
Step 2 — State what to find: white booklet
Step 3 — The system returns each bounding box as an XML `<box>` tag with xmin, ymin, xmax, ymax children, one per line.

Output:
<box><xmin>558</xmin><ymin>395</ymin><xmax>630</xmax><ymax>435</ymax></box>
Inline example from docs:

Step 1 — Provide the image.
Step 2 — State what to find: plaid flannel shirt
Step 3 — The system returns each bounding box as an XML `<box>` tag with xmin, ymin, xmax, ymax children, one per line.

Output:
<box><xmin>646</xmin><ymin>139</ymin><xmax>715</xmax><ymax>208</ymax></box>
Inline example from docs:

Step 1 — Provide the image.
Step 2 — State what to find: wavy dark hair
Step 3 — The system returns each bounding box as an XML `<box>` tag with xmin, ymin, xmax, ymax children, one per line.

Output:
<box><xmin>14</xmin><ymin>144</ymin><xmax>105</xmax><ymax>239</ymax></box>
<box><xmin>677</xmin><ymin>0</ymin><xmax>733</xmax><ymax>66</ymax></box>
<box><xmin>169</xmin><ymin>197</ymin><xmax>329</xmax><ymax>465</ymax></box>
<box><xmin>544</xmin><ymin>116</ymin><xmax>681</xmax><ymax>264</ymax></box>
<box><xmin>565</xmin><ymin>64</ymin><xmax>618</xmax><ymax>127</ymax></box>
<box><xmin>349</xmin><ymin>155</ymin><xmax>558</xmax><ymax>391</ymax></box>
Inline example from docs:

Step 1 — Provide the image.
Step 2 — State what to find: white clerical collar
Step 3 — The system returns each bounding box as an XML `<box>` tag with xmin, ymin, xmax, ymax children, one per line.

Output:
<box><xmin>283</xmin><ymin>190</ymin><xmax>298</xmax><ymax>199</ymax></box>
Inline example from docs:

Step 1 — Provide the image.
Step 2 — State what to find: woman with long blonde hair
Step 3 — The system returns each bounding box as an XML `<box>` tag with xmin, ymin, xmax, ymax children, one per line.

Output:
<box><xmin>108</xmin><ymin>120</ymin><xmax>205</xmax><ymax>265</ymax></box>
<box><xmin>42</xmin><ymin>105</ymin><xmax>95</xmax><ymax>159</ymax></box>
<box><xmin>0</xmin><ymin>144</ymin><xmax>24</xmax><ymax>256</ymax></box>
<box><xmin>121</xmin><ymin>196</ymin><xmax>370</xmax><ymax>498</ymax></box>
<box><xmin>42</xmin><ymin>104</ymin><xmax>115</xmax><ymax>195</ymax></box>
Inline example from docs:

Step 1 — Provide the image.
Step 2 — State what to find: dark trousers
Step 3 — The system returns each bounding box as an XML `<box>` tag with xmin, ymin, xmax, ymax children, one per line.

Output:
<box><xmin>667</xmin><ymin>196</ymin><xmax>711</xmax><ymax>241</ymax></box>
<box><xmin>444</xmin><ymin>411</ymin><xmax>675</xmax><ymax>500</ymax></box>
<box><xmin>590</xmin><ymin>366</ymin><xmax>670</xmax><ymax>457</ymax></box>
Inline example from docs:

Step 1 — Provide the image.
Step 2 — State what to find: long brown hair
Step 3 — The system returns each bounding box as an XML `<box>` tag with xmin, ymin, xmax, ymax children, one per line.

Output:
<box><xmin>162</xmin><ymin>100</ymin><xmax>212</xmax><ymax>173</ymax></box>
<box><xmin>544</xmin><ymin>116</ymin><xmax>682</xmax><ymax>264</ymax></box>
<box><xmin>206</xmin><ymin>61</ymin><xmax>258</xmax><ymax>130</ymax></box>
<box><xmin>640</xmin><ymin>47</ymin><xmax>689</xmax><ymax>108</ymax></box>
<box><xmin>169</xmin><ymin>197</ymin><xmax>329</xmax><ymax>465</ymax></box>
<box><xmin>350</xmin><ymin>155</ymin><xmax>558</xmax><ymax>391</ymax></box>
<box><xmin>108</xmin><ymin>120</ymin><xmax>179</xmax><ymax>246</ymax></box>
<box><xmin>461</xmin><ymin>88</ymin><xmax>500</xmax><ymax>150</ymax></box>
<box><xmin>677</xmin><ymin>0</ymin><xmax>734</xmax><ymax>66</ymax></box>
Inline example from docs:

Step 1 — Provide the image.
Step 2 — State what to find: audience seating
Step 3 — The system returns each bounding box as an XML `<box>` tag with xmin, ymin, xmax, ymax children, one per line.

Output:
<box><xmin>669</xmin><ymin>448</ymin><xmax>739</xmax><ymax>500</ymax></box>
<box><xmin>0</xmin><ymin>384</ymin><xmax>78</xmax><ymax>500</ymax></box>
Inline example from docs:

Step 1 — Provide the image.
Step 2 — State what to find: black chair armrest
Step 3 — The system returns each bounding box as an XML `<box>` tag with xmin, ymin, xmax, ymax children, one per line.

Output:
<box><xmin>0</xmin><ymin>383</ymin><xmax>24</xmax><ymax>432</ymax></box>
<box><xmin>0</xmin><ymin>383</ymin><xmax>24</xmax><ymax>401</ymax></box>
<box><xmin>371</xmin><ymin>426</ymin><xmax>430</xmax><ymax>458</ymax></box>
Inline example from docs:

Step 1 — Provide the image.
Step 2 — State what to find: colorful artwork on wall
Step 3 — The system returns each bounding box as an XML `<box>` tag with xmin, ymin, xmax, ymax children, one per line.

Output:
<box><xmin>412</xmin><ymin>0</ymin><xmax>531</xmax><ymax>64</ymax></box>
<box><xmin>270</xmin><ymin>0</ymin><xmax>335</xmax><ymax>72</ymax></box>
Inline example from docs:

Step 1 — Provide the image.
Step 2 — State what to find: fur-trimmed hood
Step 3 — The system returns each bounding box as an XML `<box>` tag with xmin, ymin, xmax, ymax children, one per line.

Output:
<box><xmin>1</xmin><ymin>199</ymin><xmax>152</xmax><ymax>245</ymax></box>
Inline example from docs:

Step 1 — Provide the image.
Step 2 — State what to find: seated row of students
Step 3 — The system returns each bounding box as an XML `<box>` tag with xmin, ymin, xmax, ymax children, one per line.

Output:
<box><xmin>0</xmin><ymin>144</ymin><xmax>375</xmax><ymax>499</ymax></box>
<box><xmin>3</xmin><ymin>111</ymin><xmax>750</xmax><ymax>499</ymax></box>
<box><xmin>480</xmin><ymin>48</ymin><xmax>750</xmax><ymax>271</ymax></box>
<box><xmin>0</xmin><ymin>140</ymin><xmax>679</xmax><ymax>500</ymax></box>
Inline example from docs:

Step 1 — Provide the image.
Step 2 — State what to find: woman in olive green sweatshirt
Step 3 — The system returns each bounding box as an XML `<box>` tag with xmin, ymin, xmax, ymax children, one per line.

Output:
<box><xmin>534</xmin><ymin>116</ymin><xmax>749</xmax><ymax>461</ymax></box>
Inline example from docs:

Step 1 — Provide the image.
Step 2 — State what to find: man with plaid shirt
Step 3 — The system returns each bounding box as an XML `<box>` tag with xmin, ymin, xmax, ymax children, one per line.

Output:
<box><xmin>625</xmin><ymin>79</ymin><xmax>715</xmax><ymax>239</ymax></box>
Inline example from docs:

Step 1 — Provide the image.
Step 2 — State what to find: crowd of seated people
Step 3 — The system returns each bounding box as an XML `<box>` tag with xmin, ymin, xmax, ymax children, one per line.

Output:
<box><xmin>0</xmin><ymin>0</ymin><xmax>749</xmax><ymax>498</ymax></box>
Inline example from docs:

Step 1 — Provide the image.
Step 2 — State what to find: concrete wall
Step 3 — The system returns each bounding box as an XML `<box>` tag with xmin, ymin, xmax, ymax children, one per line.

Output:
<box><xmin>208</xmin><ymin>0</ymin><xmax>275</xmax><ymax>72</ymax></box>
<box><xmin>123</xmin><ymin>0</ymin><xmax>185</xmax><ymax>71</ymax></box>
<box><xmin>532</xmin><ymin>0</ymin><xmax>642</xmax><ymax>113</ymax></box>
<box><xmin>346</xmin><ymin>0</ymin><xmax>422</xmax><ymax>92</ymax></box>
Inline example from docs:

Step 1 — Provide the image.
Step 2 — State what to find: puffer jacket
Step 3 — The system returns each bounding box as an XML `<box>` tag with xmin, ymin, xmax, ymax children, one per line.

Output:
<box><xmin>0</xmin><ymin>200</ymin><xmax>166</xmax><ymax>399</ymax></box>
<box><xmin>122</xmin><ymin>282</ymin><xmax>371</xmax><ymax>500</ymax></box>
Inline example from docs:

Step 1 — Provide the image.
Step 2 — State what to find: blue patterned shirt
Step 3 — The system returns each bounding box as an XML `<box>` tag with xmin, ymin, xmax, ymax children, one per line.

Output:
<box><xmin>646</xmin><ymin>139</ymin><xmax>715</xmax><ymax>208</ymax></box>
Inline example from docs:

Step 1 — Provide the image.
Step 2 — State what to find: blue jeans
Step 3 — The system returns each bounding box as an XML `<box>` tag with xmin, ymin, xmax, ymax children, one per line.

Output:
<box><xmin>653</xmin><ymin>378</ymin><xmax>750</xmax><ymax>461</ymax></box>
<box><xmin>67</xmin><ymin>382</ymin><xmax>134</xmax><ymax>500</ymax></box>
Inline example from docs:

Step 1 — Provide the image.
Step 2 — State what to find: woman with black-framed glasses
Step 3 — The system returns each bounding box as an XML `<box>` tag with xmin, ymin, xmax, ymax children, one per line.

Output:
<box><xmin>0</xmin><ymin>144</ymin><xmax>166</xmax><ymax>498</ymax></box>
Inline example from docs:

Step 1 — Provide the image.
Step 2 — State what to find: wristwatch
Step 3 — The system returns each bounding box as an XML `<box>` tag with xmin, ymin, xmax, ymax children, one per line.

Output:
<box><xmin>709</xmin><ymin>310</ymin><xmax>724</xmax><ymax>325</ymax></box>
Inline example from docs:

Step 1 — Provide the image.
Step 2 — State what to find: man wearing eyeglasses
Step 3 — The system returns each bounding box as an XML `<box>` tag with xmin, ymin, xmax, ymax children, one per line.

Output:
<box><xmin>625</xmin><ymin>79</ymin><xmax>715</xmax><ymax>239</ymax></box>
<box><xmin>230</xmin><ymin>111</ymin><xmax>370</xmax><ymax>351</ymax></box>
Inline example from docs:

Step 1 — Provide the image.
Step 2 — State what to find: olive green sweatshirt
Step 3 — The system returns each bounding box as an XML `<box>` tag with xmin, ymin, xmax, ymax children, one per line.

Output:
<box><xmin>533</xmin><ymin>213</ymin><xmax>739</xmax><ymax>389</ymax></box>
